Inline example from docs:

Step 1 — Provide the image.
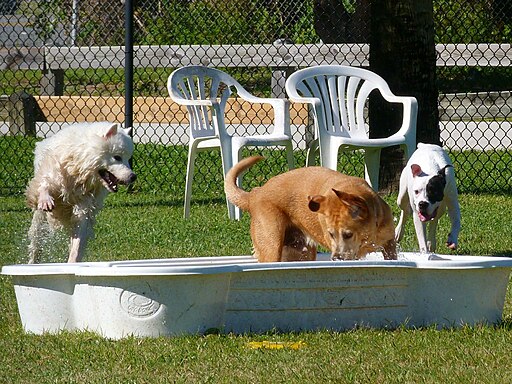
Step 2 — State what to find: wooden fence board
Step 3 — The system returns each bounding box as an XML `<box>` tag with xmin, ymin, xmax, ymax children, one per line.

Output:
<box><xmin>32</xmin><ymin>91</ymin><xmax>509</xmax><ymax>125</ymax></box>
<box><xmin>44</xmin><ymin>44</ymin><xmax>370</xmax><ymax>70</ymax></box>
<box><xmin>34</xmin><ymin>96</ymin><xmax>310</xmax><ymax>125</ymax></box>
<box><xmin>0</xmin><ymin>43</ymin><xmax>509</xmax><ymax>71</ymax></box>
<box><xmin>43</xmin><ymin>43</ymin><xmax>512</xmax><ymax>70</ymax></box>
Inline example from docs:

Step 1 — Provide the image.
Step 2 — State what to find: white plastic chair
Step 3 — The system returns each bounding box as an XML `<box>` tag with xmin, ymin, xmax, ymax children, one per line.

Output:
<box><xmin>168</xmin><ymin>65</ymin><xmax>294</xmax><ymax>220</ymax></box>
<box><xmin>285</xmin><ymin>65</ymin><xmax>417</xmax><ymax>190</ymax></box>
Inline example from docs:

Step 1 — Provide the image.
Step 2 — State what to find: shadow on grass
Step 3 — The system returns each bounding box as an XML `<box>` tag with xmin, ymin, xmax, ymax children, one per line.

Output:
<box><xmin>491</xmin><ymin>251</ymin><xmax>512</xmax><ymax>257</ymax></box>
<box><xmin>497</xmin><ymin>318</ymin><xmax>512</xmax><ymax>330</ymax></box>
<box><xmin>107</xmin><ymin>194</ymin><xmax>226</xmax><ymax>209</ymax></box>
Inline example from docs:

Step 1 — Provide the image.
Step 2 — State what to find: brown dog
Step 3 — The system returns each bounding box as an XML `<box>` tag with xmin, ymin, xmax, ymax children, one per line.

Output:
<box><xmin>225</xmin><ymin>156</ymin><xmax>397</xmax><ymax>262</ymax></box>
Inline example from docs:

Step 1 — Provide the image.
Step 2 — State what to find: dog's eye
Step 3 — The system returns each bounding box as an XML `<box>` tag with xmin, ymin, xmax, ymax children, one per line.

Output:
<box><xmin>113</xmin><ymin>155</ymin><xmax>123</xmax><ymax>162</ymax></box>
<box><xmin>414</xmin><ymin>190</ymin><xmax>420</xmax><ymax>195</ymax></box>
<box><xmin>342</xmin><ymin>230</ymin><xmax>353</xmax><ymax>240</ymax></box>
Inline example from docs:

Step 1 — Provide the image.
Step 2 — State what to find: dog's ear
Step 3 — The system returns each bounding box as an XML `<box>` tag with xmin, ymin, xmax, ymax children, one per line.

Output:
<box><xmin>427</xmin><ymin>172</ymin><xmax>447</xmax><ymax>202</ymax></box>
<box><xmin>308</xmin><ymin>195</ymin><xmax>326</xmax><ymax>213</ymax></box>
<box><xmin>103</xmin><ymin>123</ymin><xmax>119</xmax><ymax>139</ymax></box>
<box><xmin>123</xmin><ymin>127</ymin><xmax>133</xmax><ymax>136</ymax></box>
<box><xmin>438</xmin><ymin>164</ymin><xmax>453</xmax><ymax>177</ymax></box>
<box><xmin>411</xmin><ymin>164</ymin><xmax>423</xmax><ymax>177</ymax></box>
<box><xmin>332</xmin><ymin>189</ymin><xmax>369</xmax><ymax>220</ymax></box>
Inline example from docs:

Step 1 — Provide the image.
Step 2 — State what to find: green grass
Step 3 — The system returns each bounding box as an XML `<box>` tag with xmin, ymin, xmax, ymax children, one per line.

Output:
<box><xmin>1</xmin><ymin>191</ymin><xmax>512</xmax><ymax>383</ymax></box>
<box><xmin>2</xmin><ymin>134</ymin><xmax>511</xmax><ymax>196</ymax></box>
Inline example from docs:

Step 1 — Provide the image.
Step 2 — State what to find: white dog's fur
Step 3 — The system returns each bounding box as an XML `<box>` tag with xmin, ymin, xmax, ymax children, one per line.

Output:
<box><xmin>395</xmin><ymin>143</ymin><xmax>461</xmax><ymax>253</ymax></box>
<box><xmin>26</xmin><ymin>122</ymin><xmax>136</xmax><ymax>263</ymax></box>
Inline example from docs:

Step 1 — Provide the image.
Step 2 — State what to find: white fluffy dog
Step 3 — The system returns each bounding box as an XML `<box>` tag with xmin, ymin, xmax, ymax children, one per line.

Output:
<box><xmin>26</xmin><ymin>122</ymin><xmax>136</xmax><ymax>263</ymax></box>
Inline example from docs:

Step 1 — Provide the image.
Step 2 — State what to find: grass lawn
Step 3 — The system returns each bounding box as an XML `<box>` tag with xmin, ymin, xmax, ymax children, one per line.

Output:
<box><xmin>1</xmin><ymin>191</ymin><xmax>512</xmax><ymax>383</ymax></box>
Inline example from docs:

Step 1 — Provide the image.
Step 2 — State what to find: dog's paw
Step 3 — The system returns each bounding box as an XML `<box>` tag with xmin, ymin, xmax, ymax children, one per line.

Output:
<box><xmin>38</xmin><ymin>194</ymin><xmax>55</xmax><ymax>211</ymax></box>
<box><xmin>446</xmin><ymin>233</ymin><xmax>458</xmax><ymax>250</ymax></box>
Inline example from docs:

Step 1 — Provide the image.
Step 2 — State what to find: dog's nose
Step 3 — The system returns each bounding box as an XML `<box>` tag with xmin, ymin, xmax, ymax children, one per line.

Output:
<box><xmin>128</xmin><ymin>173</ymin><xmax>137</xmax><ymax>183</ymax></box>
<box><xmin>418</xmin><ymin>201</ymin><xmax>429</xmax><ymax>211</ymax></box>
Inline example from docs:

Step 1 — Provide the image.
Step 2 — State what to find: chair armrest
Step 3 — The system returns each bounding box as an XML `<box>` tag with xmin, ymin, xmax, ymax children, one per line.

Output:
<box><xmin>375</xmin><ymin>84</ymin><xmax>417</xmax><ymax>134</ymax></box>
<box><xmin>235</xmin><ymin>88</ymin><xmax>284</xmax><ymax>108</ymax></box>
<box><xmin>388</xmin><ymin>95</ymin><xmax>418</xmax><ymax>137</ymax></box>
<box><xmin>284</xmin><ymin>85</ymin><xmax>319</xmax><ymax>107</ymax></box>
<box><xmin>168</xmin><ymin>96</ymin><xmax>217</xmax><ymax>107</ymax></box>
<box><xmin>237</xmin><ymin>91</ymin><xmax>292</xmax><ymax>136</ymax></box>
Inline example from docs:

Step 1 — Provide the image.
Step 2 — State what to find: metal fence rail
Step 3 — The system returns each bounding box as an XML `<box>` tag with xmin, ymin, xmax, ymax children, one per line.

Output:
<box><xmin>1</xmin><ymin>0</ymin><xmax>511</xmax><ymax>197</ymax></box>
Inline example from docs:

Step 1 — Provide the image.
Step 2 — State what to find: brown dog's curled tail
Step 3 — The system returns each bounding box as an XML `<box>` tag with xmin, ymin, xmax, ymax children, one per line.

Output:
<box><xmin>224</xmin><ymin>156</ymin><xmax>264</xmax><ymax>211</ymax></box>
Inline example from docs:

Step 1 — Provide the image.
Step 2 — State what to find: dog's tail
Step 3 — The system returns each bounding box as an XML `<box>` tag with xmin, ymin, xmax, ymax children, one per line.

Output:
<box><xmin>224</xmin><ymin>156</ymin><xmax>264</xmax><ymax>211</ymax></box>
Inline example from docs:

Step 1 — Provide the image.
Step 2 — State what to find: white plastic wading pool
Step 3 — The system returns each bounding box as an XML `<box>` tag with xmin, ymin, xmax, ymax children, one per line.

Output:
<box><xmin>3</xmin><ymin>253</ymin><xmax>512</xmax><ymax>339</ymax></box>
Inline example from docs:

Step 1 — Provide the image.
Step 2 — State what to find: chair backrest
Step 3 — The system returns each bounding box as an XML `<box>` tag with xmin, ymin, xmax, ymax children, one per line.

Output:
<box><xmin>168</xmin><ymin>66</ymin><xmax>242</xmax><ymax>140</ymax></box>
<box><xmin>286</xmin><ymin>65</ymin><xmax>394</xmax><ymax>139</ymax></box>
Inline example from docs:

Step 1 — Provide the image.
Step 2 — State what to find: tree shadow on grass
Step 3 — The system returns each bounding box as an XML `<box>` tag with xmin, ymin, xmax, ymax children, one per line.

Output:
<box><xmin>107</xmin><ymin>195</ymin><xmax>226</xmax><ymax>209</ymax></box>
<box><xmin>497</xmin><ymin>318</ymin><xmax>512</xmax><ymax>330</ymax></box>
<box><xmin>490</xmin><ymin>251</ymin><xmax>512</xmax><ymax>257</ymax></box>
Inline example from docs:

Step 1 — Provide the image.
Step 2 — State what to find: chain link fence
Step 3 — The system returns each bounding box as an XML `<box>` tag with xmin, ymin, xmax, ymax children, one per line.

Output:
<box><xmin>1</xmin><ymin>0</ymin><xmax>511</xmax><ymax>200</ymax></box>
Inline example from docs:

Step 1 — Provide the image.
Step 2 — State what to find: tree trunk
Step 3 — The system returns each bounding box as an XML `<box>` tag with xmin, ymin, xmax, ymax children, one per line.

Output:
<box><xmin>369</xmin><ymin>0</ymin><xmax>440</xmax><ymax>192</ymax></box>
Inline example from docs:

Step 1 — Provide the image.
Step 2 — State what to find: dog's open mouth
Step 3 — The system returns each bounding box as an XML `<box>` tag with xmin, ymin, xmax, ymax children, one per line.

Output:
<box><xmin>418</xmin><ymin>208</ymin><xmax>438</xmax><ymax>222</ymax></box>
<box><xmin>99</xmin><ymin>170</ymin><xmax>120</xmax><ymax>192</ymax></box>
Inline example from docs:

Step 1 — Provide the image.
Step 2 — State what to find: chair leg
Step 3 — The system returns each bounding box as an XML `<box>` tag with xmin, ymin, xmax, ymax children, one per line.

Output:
<box><xmin>364</xmin><ymin>148</ymin><xmax>381</xmax><ymax>191</ymax></box>
<box><xmin>305</xmin><ymin>140</ymin><xmax>319</xmax><ymax>166</ymax></box>
<box><xmin>285</xmin><ymin>142</ymin><xmax>295</xmax><ymax>170</ymax></box>
<box><xmin>220</xmin><ymin>144</ymin><xmax>237</xmax><ymax>220</ymax></box>
<box><xmin>234</xmin><ymin>175</ymin><xmax>242</xmax><ymax>221</ymax></box>
<box><xmin>184</xmin><ymin>146</ymin><xmax>197</xmax><ymax>219</ymax></box>
<box><xmin>403</xmin><ymin>141</ymin><xmax>415</xmax><ymax>161</ymax></box>
<box><xmin>231</xmin><ymin>147</ymin><xmax>243</xmax><ymax>221</ymax></box>
<box><xmin>320</xmin><ymin>143</ymin><xmax>339</xmax><ymax>171</ymax></box>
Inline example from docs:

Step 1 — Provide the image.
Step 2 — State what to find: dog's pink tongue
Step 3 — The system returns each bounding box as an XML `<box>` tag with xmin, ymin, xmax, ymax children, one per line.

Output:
<box><xmin>418</xmin><ymin>212</ymin><xmax>429</xmax><ymax>222</ymax></box>
<box><xmin>419</xmin><ymin>207</ymin><xmax>438</xmax><ymax>222</ymax></box>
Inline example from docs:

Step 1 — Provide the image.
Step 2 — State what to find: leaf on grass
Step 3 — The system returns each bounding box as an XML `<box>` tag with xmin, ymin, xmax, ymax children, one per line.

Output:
<box><xmin>247</xmin><ymin>341</ymin><xmax>306</xmax><ymax>350</ymax></box>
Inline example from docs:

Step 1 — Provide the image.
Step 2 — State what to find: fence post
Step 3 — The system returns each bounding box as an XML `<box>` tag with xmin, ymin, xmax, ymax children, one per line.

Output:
<box><xmin>124</xmin><ymin>0</ymin><xmax>134</xmax><ymax>192</ymax></box>
<box><xmin>271</xmin><ymin>39</ymin><xmax>316</xmax><ymax>159</ymax></box>
<box><xmin>271</xmin><ymin>39</ymin><xmax>294</xmax><ymax>98</ymax></box>
<box><xmin>40</xmin><ymin>69</ymin><xmax>64</xmax><ymax>96</ymax></box>
<box><xmin>124</xmin><ymin>0</ymin><xmax>134</xmax><ymax>131</ymax></box>
<box><xmin>7</xmin><ymin>91</ymin><xmax>37</xmax><ymax>136</ymax></box>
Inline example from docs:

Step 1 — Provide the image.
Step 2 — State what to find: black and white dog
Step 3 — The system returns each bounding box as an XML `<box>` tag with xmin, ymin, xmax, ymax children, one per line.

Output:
<box><xmin>395</xmin><ymin>143</ymin><xmax>461</xmax><ymax>253</ymax></box>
